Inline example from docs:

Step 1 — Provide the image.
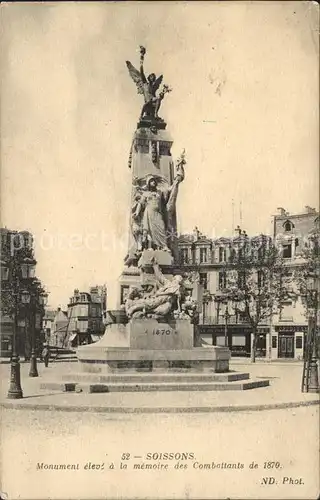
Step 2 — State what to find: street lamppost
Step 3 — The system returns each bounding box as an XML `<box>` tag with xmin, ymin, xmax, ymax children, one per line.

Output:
<box><xmin>301</xmin><ymin>275</ymin><xmax>319</xmax><ymax>393</ymax></box>
<box><xmin>213</xmin><ymin>292</ymin><xmax>232</xmax><ymax>348</ymax></box>
<box><xmin>224</xmin><ymin>303</ymin><xmax>231</xmax><ymax>348</ymax></box>
<box><xmin>22</xmin><ymin>288</ymin><xmax>48</xmax><ymax>377</ymax></box>
<box><xmin>1</xmin><ymin>256</ymin><xmax>36</xmax><ymax>399</ymax></box>
<box><xmin>202</xmin><ymin>289</ymin><xmax>212</xmax><ymax>325</ymax></box>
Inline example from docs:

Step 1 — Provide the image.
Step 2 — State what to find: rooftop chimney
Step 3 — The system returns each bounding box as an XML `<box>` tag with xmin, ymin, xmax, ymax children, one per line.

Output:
<box><xmin>305</xmin><ymin>206</ymin><xmax>316</xmax><ymax>214</ymax></box>
<box><xmin>277</xmin><ymin>207</ymin><xmax>288</xmax><ymax>216</ymax></box>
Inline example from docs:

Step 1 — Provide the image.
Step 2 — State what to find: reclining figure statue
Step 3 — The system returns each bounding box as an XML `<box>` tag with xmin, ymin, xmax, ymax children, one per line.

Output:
<box><xmin>125</xmin><ymin>258</ymin><xmax>184</xmax><ymax>320</ymax></box>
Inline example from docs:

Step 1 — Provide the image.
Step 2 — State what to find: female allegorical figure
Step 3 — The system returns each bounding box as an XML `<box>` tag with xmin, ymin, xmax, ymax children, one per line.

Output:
<box><xmin>134</xmin><ymin>177</ymin><xmax>170</xmax><ymax>252</ymax></box>
<box><xmin>124</xmin><ymin>154</ymin><xmax>185</xmax><ymax>266</ymax></box>
<box><xmin>133</xmin><ymin>167</ymin><xmax>184</xmax><ymax>253</ymax></box>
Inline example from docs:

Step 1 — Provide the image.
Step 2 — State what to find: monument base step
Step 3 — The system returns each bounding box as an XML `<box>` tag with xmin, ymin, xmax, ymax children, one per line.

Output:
<box><xmin>77</xmin><ymin>359</ymin><xmax>230</xmax><ymax>374</ymax></box>
<box><xmin>40</xmin><ymin>377</ymin><xmax>269</xmax><ymax>393</ymax></box>
<box><xmin>59</xmin><ymin>371</ymin><xmax>250</xmax><ymax>384</ymax></box>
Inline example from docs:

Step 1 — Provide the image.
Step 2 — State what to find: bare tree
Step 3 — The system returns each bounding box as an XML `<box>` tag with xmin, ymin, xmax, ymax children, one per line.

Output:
<box><xmin>294</xmin><ymin>231</ymin><xmax>320</xmax><ymax>312</ymax></box>
<box><xmin>222</xmin><ymin>234</ymin><xmax>292</xmax><ymax>362</ymax></box>
<box><xmin>293</xmin><ymin>229</ymin><xmax>320</xmax><ymax>357</ymax></box>
<box><xmin>1</xmin><ymin>233</ymin><xmax>46</xmax><ymax>357</ymax></box>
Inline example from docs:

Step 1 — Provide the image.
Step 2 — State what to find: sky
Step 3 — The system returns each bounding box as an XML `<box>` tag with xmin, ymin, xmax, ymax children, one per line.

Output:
<box><xmin>1</xmin><ymin>1</ymin><xmax>319</xmax><ymax>309</ymax></box>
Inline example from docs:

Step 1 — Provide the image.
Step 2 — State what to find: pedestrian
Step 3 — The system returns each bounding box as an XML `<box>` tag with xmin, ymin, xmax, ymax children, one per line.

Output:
<box><xmin>42</xmin><ymin>343</ymin><xmax>50</xmax><ymax>367</ymax></box>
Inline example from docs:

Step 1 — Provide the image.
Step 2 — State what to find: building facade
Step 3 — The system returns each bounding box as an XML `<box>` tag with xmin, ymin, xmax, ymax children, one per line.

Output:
<box><xmin>177</xmin><ymin>207</ymin><xmax>319</xmax><ymax>360</ymax></box>
<box><xmin>43</xmin><ymin>309</ymin><xmax>55</xmax><ymax>342</ymax></box>
<box><xmin>271</xmin><ymin>206</ymin><xmax>319</xmax><ymax>360</ymax></box>
<box><xmin>46</xmin><ymin>308</ymin><xmax>69</xmax><ymax>347</ymax></box>
<box><xmin>65</xmin><ymin>286</ymin><xmax>107</xmax><ymax>347</ymax></box>
<box><xmin>178</xmin><ymin>228</ymin><xmax>268</xmax><ymax>357</ymax></box>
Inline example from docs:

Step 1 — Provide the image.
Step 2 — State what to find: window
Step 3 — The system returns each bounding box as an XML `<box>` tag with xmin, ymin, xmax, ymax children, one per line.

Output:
<box><xmin>199</xmin><ymin>273</ymin><xmax>208</xmax><ymax>289</ymax></box>
<box><xmin>180</xmin><ymin>248</ymin><xmax>189</xmax><ymax>264</ymax></box>
<box><xmin>296</xmin><ymin>336</ymin><xmax>303</xmax><ymax>349</ymax></box>
<box><xmin>284</xmin><ymin>220</ymin><xmax>294</xmax><ymax>232</ymax></box>
<box><xmin>282</xmin><ymin>244</ymin><xmax>292</xmax><ymax>259</ymax></box>
<box><xmin>120</xmin><ymin>286</ymin><xmax>129</xmax><ymax>305</ymax></box>
<box><xmin>219</xmin><ymin>247</ymin><xmax>226</xmax><ymax>262</ymax></box>
<box><xmin>191</xmin><ymin>246</ymin><xmax>196</xmax><ymax>264</ymax></box>
<box><xmin>21</xmin><ymin>232</ymin><xmax>33</xmax><ymax>249</ymax></box>
<box><xmin>1</xmin><ymin>339</ymin><xmax>10</xmax><ymax>351</ymax></box>
<box><xmin>218</xmin><ymin>271</ymin><xmax>226</xmax><ymax>290</ymax></box>
<box><xmin>200</xmin><ymin>247</ymin><xmax>208</xmax><ymax>263</ymax></box>
<box><xmin>257</xmin><ymin>246</ymin><xmax>265</xmax><ymax>260</ymax></box>
<box><xmin>80</xmin><ymin>294</ymin><xmax>87</xmax><ymax>302</ymax></box>
<box><xmin>159</xmin><ymin>141</ymin><xmax>171</xmax><ymax>155</ymax></box>
<box><xmin>78</xmin><ymin>320</ymin><xmax>88</xmax><ymax>333</ymax></box>
<box><xmin>136</xmin><ymin>139</ymin><xmax>149</xmax><ymax>153</ymax></box>
<box><xmin>229</xmin><ymin>248</ymin><xmax>236</xmax><ymax>262</ymax></box>
<box><xmin>232</xmin><ymin>335</ymin><xmax>246</xmax><ymax>347</ymax></box>
<box><xmin>238</xmin><ymin>271</ymin><xmax>245</xmax><ymax>289</ymax></box>
<box><xmin>216</xmin><ymin>335</ymin><xmax>225</xmax><ymax>346</ymax></box>
<box><xmin>257</xmin><ymin>270</ymin><xmax>265</xmax><ymax>289</ymax></box>
<box><xmin>272</xmin><ymin>336</ymin><xmax>277</xmax><ymax>348</ymax></box>
<box><xmin>239</xmin><ymin>312</ymin><xmax>247</xmax><ymax>323</ymax></box>
<box><xmin>78</xmin><ymin>305</ymin><xmax>88</xmax><ymax>317</ymax></box>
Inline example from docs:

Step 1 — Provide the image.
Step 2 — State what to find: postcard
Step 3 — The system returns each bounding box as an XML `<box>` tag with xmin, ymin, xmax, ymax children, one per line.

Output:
<box><xmin>0</xmin><ymin>2</ymin><xmax>319</xmax><ymax>499</ymax></box>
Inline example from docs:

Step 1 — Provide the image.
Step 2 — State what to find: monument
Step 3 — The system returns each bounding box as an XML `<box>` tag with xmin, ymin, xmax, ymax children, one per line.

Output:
<box><xmin>42</xmin><ymin>47</ymin><xmax>269</xmax><ymax>392</ymax></box>
<box><xmin>75</xmin><ymin>45</ymin><xmax>229</xmax><ymax>374</ymax></box>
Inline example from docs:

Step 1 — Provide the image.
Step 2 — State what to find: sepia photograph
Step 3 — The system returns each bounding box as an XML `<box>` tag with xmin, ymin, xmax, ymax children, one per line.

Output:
<box><xmin>0</xmin><ymin>1</ymin><xmax>319</xmax><ymax>499</ymax></box>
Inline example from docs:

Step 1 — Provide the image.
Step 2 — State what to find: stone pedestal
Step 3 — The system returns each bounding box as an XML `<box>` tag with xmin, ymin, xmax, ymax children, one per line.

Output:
<box><xmin>121</xmin><ymin>121</ymin><xmax>179</xmax><ymax>303</ymax></box>
<box><xmin>76</xmin><ymin>319</ymin><xmax>230</xmax><ymax>374</ymax></box>
<box><xmin>130</xmin><ymin>126</ymin><xmax>174</xmax><ymax>182</ymax></box>
<box><xmin>138</xmin><ymin>249</ymin><xmax>174</xmax><ymax>267</ymax></box>
<box><xmin>128</xmin><ymin>319</ymin><xmax>193</xmax><ymax>350</ymax></box>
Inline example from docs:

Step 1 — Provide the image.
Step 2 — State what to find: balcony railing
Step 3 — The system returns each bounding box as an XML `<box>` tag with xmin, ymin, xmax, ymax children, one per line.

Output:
<box><xmin>202</xmin><ymin>315</ymin><xmax>248</xmax><ymax>325</ymax></box>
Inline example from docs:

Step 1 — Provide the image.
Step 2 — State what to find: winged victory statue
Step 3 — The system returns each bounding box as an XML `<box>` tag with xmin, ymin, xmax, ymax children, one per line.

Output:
<box><xmin>126</xmin><ymin>46</ymin><xmax>172</xmax><ymax>122</ymax></box>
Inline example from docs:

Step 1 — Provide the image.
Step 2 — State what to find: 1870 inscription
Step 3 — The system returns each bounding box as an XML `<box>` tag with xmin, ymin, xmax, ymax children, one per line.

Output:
<box><xmin>144</xmin><ymin>329</ymin><xmax>178</xmax><ymax>336</ymax></box>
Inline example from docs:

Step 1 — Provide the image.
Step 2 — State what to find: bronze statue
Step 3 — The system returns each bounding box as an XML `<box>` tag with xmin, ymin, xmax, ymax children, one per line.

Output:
<box><xmin>126</xmin><ymin>46</ymin><xmax>172</xmax><ymax>122</ymax></box>
<box><xmin>134</xmin><ymin>176</ymin><xmax>171</xmax><ymax>252</ymax></box>
<box><xmin>124</xmin><ymin>153</ymin><xmax>185</xmax><ymax>266</ymax></box>
<box><xmin>124</xmin><ymin>258</ymin><xmax>184</xmax><ymax>319</ymax></box>
<box><xmin>124</xmin><ymin>258</ymin><xmax>199</xmax><ymax>321</ymax></box>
